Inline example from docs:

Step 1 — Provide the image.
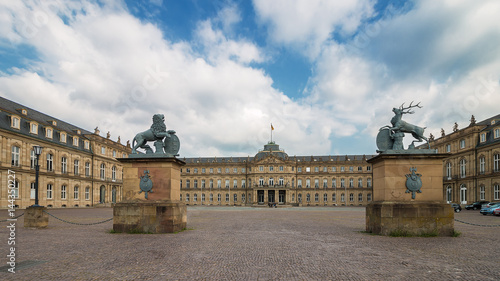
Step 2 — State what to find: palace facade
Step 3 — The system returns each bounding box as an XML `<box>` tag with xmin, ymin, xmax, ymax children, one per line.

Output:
<box><xmin>429</xmin><ymin>115</ymin><xmax>500</xmax><ymax>204</ymax></box>
<box><xmin>0</xmin><ymin>97</ymin><xmax>131</xmax><ymax>209</ymax></box>
<box><xmin>1</xmin><ymin>96</ymin><xmax>499</xmax><ymax>209</ymax></box>
<box><xmin>180</xmin><ymin>142</ymin><xmax>375</xmax><ymax>206</ymax></box>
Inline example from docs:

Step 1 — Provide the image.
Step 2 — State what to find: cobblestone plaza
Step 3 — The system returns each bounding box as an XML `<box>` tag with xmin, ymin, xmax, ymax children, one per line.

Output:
<box><xmin>1</xmin><ymin>206</ymin><xmax>499</xmax><ymax>280</ymax></box>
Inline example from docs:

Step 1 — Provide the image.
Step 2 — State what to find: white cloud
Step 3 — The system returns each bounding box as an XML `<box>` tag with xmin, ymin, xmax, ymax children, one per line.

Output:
<box><xmin>253</xmin><ymin>0</ymin><xmax>375</xmax><ymax>58</ymax></box>
<box><xmin>0</xmin><ymin>0</ymin><xmax>356</xmax><ymax>157</ymax></box>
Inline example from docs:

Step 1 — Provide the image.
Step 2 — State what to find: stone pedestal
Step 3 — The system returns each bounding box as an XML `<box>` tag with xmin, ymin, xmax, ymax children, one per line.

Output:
<box><xmin>113</xmin><ymin>157</ymin><xmax>186</xmax><ymax>233</ymax></box>
<box><xmin>113</xmin><ymin>201</ymin><xmax>186</xmax><ymax>233</ymax></box>
<box><xmin>24</xmin><ymin>206</ymin><xmax>49</xmax><ymax>228</ymax></box>
<box><xmin>366</xmin><ymin>153</ymin><xmax>454</xmax><ymax>236</ymax></box>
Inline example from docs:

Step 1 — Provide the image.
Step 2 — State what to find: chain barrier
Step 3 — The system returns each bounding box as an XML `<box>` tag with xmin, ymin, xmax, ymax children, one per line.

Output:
<box><xmin>454</xmin><ymin>218</ymin><xmax>500</xmax><ymax>227</ymax></box>
<box><xmin>43</xmin><ymin>210</ymin><xmax>113</xmax><ymax>225</ymax></box>
<box><xmin>0</xmin><ymin>212</ymin><xmax>24</xmax><ymax>222</ymax></box>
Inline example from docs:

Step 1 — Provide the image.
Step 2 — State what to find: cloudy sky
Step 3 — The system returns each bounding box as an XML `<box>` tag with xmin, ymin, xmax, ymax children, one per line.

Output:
<box><xmin>1</xmin><ymin>0</ymin><xmax>499</xmax><ymax>157</ymax></box>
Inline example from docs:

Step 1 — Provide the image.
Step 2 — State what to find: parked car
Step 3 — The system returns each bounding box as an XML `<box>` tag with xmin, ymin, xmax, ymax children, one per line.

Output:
<box><xmin>483</xmin><ymin>202</ymin><xmax>500</xmax><ymax>209</ymax></box>
<box><xmin>493</xmin><ymin>207</ymin><xmax>500</xmax><ymax>216</ymax></box>
<box><xmin>480</xmin><ymin>204</ymin><xmax>500</xmax><ymax>215</ymax></box>
<box><xmin>450</xmin><ymin>203</ymin><xmax>462</xmax><ymax>213</ymax></box>
<box><xmin>465</xmin><ymin>201</ymin><xmax>489</xmax><ymax>210</ymax></box>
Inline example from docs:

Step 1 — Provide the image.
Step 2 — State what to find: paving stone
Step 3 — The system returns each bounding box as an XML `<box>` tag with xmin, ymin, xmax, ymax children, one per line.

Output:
<box><xmin>0</xmin><ymin>206</ymin><xmax>499</xmax><ymax>280</ymax></box>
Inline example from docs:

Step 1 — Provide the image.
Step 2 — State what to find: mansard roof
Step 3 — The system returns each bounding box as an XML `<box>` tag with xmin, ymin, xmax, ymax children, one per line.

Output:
<box><xmin>0</xmin><ymin>96</ymin><xmax>92</xmax><ymax>151</ymax></box>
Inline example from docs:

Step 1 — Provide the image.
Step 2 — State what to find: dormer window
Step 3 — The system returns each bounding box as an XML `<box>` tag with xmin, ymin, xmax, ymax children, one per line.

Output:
<box><xmin>76</xmin><ymin>129</ymin><xmax>81</xmax><ymax>135</ymax></box>
<box><xmin>51</xmin><ymin>120</ymin><xmax>57</xmax><ymax>126</ymax></box>
<box><xmin>73</xmin><ymin>136</ymin><xmax>79</xmax><ymax>146</ymax></box>
<box><xmin>492</xmin><ymin>120</ymin><xmax>496</xmax><ymax>125</ymax></box>
<box><xmin>30</xmin><ymin>122</ymin><xmax>38</xmax><ymax>134</ymax></box>
<box><xmin>84</xmin><ymin>140</ymin><xmax>90</xmax><ymax>150</ymax></box>
<box><xmin>480</xmin><ymin>133</ymin><xmax>486</xmax><ymax>143</ymax></box>
<box><xmin>60</xmin><ymin>132</ymin><xmax>67</xmax><ymax>143</ymax></box>
<box><xmin>495</xmin><ymin>128</ymin><xmax>500</xmax><ymax>139</ymax></box>
<box><xmin>46</xmin><ymin>127</ymin><xmax>53</xmax><ymax>139</ymax></box>
<box><xmin>11</xmin><ymin>116</ymin><xmax>20</xmax><ymax>129</ymax></box>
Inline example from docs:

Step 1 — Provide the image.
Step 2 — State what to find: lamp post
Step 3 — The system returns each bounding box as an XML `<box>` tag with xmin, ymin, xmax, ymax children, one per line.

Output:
<box><xmin>33</xmin><ymin>146</ymin><xmax>43</xmax><ymax>206</ymax></box>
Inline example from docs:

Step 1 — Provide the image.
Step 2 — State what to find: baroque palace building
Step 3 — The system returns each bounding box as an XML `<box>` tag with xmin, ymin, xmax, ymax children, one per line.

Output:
<box><xmin>179</xmin><ymin>142</ymin><xmax>375</xmax><ymax>207</ymax></box>
<box><xmin>429</xmin><ymin>115</ymin><xmax>500</xmax><ymax>205</ymax></box>
<box><xmin>0</xmin><ymin>97</ymin><xmax>131</xmax><ymax>209</ymax></box>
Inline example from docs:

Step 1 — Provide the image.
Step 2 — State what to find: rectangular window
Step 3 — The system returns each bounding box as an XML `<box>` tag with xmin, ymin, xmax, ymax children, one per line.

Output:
<box><xmin>31</xmin><ymin>182</ymin><xmax>36</xmax><ymax>199</ymax></box>
<box><xmin>31</xmin><ymin>123</ymin><xmax>38</xmax><ymax>134</ymax></box>
<box><xmin>494</xmin><ymin>184</ymin><xmax>500</xmax><ymax>200</ymax></box>
<box><xmin>85</xmin><ymin>162</ymin><xmax>90</xmax><ymax>176</ymax></box>
<box><xmin>233</xmin><ymin>180</ymin><xmax>237</xmax><ymax>188</ymax></box>
<box><xmin>306</xmin><ymin>167</ymin><xmax>311</xmax><ymax>172</ymax></box>
<box><xmin>11</xmin><ymin>146</ymin><xmax>20</xmax><ymax>166</ymax></box>
<box><xmin>495</xmin><ymin>128</ymin><xmax>500</xmax><ymax>139</ymax></box>
<box><xmin>233</xmin><ymin>168</ymin><xmax>237</xmax><ymax>173</ymax></box>
<box><xmin>74</xmin><ymin>186</ymin><xmax>79</xmax><ymax>200</ymax></box>
<box><xmin>225</xmin><ymin>168</ymin><xmax>229</xmax><ymax>173</ymax></box>
<box><xmin>101</xmin><ymin>146</ymin><xmax>106</xmax><ymax>154</ymax></box>
<box><xmin>480</xmin><ymin>186</ymin><xmax>485</xmax><ymax>200</ymax></box>
<box><xmin>280</xmin><ymin>166</ymin><xmax>284</xmax><ymax>171</ymax></box>
<box><xmin>242</xmin><ymin>179</ymin><xmax>246</xmax><ymax>188</ymax></box>
<box><xmin>225</xmin><ymin>180</ymin><xmax>229</xmax><ymax>188</ymax></box>
<box><xmin>367</xmin><ymin>166</ymin><xmax>371</xmax><ymax>171</ymax></box>
<box><xmin>61</xmin><ymin>157</ymin><xmax>67</xmax><ymax>173</ymax></box>
<box><xmin>332</xmin><ymin>167</ymin><xmax>337</xmax><ymax>172</ymax></box>
<box><xmin>494</xmin><ymin>154</ymin><xmax>500</xmax><ymax>172</ymax></box>
<box><xmin>298</xmin><ymin>179</ymin><xmax>302</xmax><ymax>188</ymax></box>
<box><xmin>479</xmin><ymin>157</ymin><xmax>485</xmax><ymax>174</ymax></box>
<box><xmin>218</xmin><ymin>168</ymin><xmax>221</xmax><ymax>173</ymax></box>
<box><xmin>61</xmin><ymin>185</ymin><xmax>67</xmax><ymax>199</ymax></box>
<box><xmin>209</xmin><ymin>179</ymin><xmax>214</xmax><ymax>188</ymax></box>
<box><xmin>11</xmin><ymin>117</ymin><xmax>20</xmax><ymax>129</ymax></box>
<box><xmin>61</xmin><ymin>133</ymin><xmax>66</xmax><ymax>143</ymax></box>
<box><xmin>480</xmin><ymin>133</ymin><xmax>486</xmax><ymax>142</ymax></box>
<box><xmin>349</xmin><ymin>166</ymin><xmax>354</xmax><ymax>172</ymax></box>
<box><xmin>314</xmin><ymin>179</ymin><xmax>319</xmax><ymax>188</ymax></box>
<box><xmin>202</xmin><ymin>168</ymin><xmax>206</xmax><ymax>173</ymax></box>
<box><xmin>298</xmin><ymin>167</ymin><xmax>302</xmax><ymax>172</ymax></box>
<box><xmin>242</xmin><ymin>168</ymin><xmax>246</xmax><ymax>173</ymax></box>
<box><xmin>314</xmin><ymin>167</ymin><xmax>318</xmax><ymax>172</ymax></box>
<box><xmin>194</xmin><ymin>168</ymin><xmax>198</xmax><ymax>174</ymax></box>
<box><xmin>85</xmin><ymin>187</ymin><xmax>90</xmax><ymax>200</ymax></box>
<box><xmin>31</xmin><ymin>150</ymin><xmax>36</xmax><ymax>169</ymax></box>
<box><xmin>73</xmin><ymin>137</ymin><xmax>79</xmax><ymax>146</ymax></box>
<box><xmin>113</xmin><ymin>150</ymin><xmax>116</xmax><ymax>157</ymax></box>
<box><xmin>341</xmin><ymin>167</ymin><xmax>345</xmax><ymax>172</ymax></box>
<box><xmin>46</xmin><ymin>128</ymin><xmax>53</xmax><ymax>138</ymax></box>
<box><xmin>210</xmin><ymin>168</ymin><xmax>213</xmax><ymax>173</ymax></box>
<box><xmin>47</xmin><ymin>184</ymin><xmax>53</xmax><ymax>199</ymax></box>
<box><xmin>332</xmin><ymin>178</ymin><xmax>336</xmax><ymax>188</ymax></box>
<box><xmin>47</xmin><ymin>154</ymin><xmax>53</xmax><ymax>171</ymax></box>
<box><xmin>460</xmin><ymin>139</ymin><xmax>465</xmax><ymax>149</ymax></box>
<box><xmin>446</xmin><ymin>144</ymin><xmax>451</xmax><ymax>153</ymax></box>
<box><xmin>217</xmin><ymin>180</ymin><xmax>221</xmax><ymax>188</ymax></box>
<box><xmin>74</xmin><ymin>160</ymin><xmax>79</xmax><ymax>175</ymax></box>
<box><xmin>259</xmin><ymin>166</ymin><xmax>264</xmax><ymax>172</ymax></box>
<box><xmin>84</xmin><ymin>141</ymin><xmax>90</xmax><ymax>150</ymax></box>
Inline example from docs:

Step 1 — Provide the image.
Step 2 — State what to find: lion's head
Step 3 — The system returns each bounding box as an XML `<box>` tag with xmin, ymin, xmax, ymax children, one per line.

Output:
<box><xmin>151</xmin><ymin>114</ymin><xmax>167</xmax><ymax>135</ymax></box>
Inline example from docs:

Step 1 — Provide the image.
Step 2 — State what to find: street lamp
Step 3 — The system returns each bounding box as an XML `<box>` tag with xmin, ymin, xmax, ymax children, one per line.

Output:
<box><xmin>33</xmin><ymin>145</ymin><xmax>43</xmax><ymax>206</ymax></box>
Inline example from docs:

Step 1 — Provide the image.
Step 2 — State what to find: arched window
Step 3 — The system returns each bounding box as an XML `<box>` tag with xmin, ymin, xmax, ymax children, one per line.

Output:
<box><xmin>85</xmin><ymin>162</ymin><xmax>90</xmax><ymax>176</ymax></box>
<box><xmin>269</xmin><ymin>177</ymin><xmax>274</xmax><ymax>186</ymax></box>
<box><xmin>306</xmin><ymin>193</ymin><xmax>311</xmax><ymax>202</ymax></box>
<box><xmin>242</xmin><ymin>193</ymin><xmax>245</xmax><ymax>203</ymax></box>
<box><xmin>446</xmin><ymin>186</ymin><xmax>452</xmax><ymax>203</ymax></box>
<box><xmin>74</xmin><ymin>160</ymin><xmax>80</xmax><ymax>175</ymax></box>
<box><xmin>201</xmin><ymin>193</ymin><xmax>205</xmax><ymax>202</ymax></box>
<box><xmin>349</xmin><ymin>178</ymin><xmax>354</xmax><ymax>188</ymax></box>
<box><xmin>298</xmin><ymin>193</ymin><xmax>302</xmax><ymax>203</ymax></box>
<box><xmin>112</xmin><ymin>166</ymin><xmax>117</xmax><ymax>181</ymax></box>
<box><xmin>332</xmin><ymin>178</ymin><xmax>336</xmax><ymax>188</ymax></box>
<box><xmin>341</xmin><ymin>193</ymin><xmax>345</xmax><ymax>202</ymax></box>
<box><xmin>358</xmin><ymin>178</ymin><xmax>363</xmax><ymax>188</ymax></box>
<box><xmin>332</xmin><ymin>193</ymin><xmax>336</xmax><ymax>202</ymax></box>
<box><xmin>193</xmin><ymin>193</ymin><xmax>197</xmax><ymax>202</ymax></box>
<box><xmin>30</xmin><ymin>149</ymin><xmax>36</xmax><ymax>169</ymax></box>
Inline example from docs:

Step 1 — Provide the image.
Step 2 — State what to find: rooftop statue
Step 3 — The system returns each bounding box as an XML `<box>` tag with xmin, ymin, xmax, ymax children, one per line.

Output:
<box><xmin>377</xmin><ymin>102</ymin><xmax>432</xmax><ymax>153</ymax></box>
<box><xmin>130</xmin><ymin>114</ymin><xmax>180</xmax><ymax>157</ymax></box>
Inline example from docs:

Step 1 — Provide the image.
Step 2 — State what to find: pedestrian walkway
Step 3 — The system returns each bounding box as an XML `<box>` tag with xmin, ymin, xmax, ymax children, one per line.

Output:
<box><xmin>0</xmin><ymin>207</ymin><xmax>498</xmax><ymax>280</ymax></box>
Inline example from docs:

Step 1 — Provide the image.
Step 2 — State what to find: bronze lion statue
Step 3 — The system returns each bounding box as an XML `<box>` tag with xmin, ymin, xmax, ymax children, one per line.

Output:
<box><xmin>131</xmin><ymin>114</ymin><xmax>174</xmax><ymax>154</ymax></box>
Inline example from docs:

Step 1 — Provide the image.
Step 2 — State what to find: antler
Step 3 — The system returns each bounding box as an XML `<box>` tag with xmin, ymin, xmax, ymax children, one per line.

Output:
<box><xmin>400</xmin><ymin>101</ymin><xmax>422</xmax><ymax>114</ymax></box>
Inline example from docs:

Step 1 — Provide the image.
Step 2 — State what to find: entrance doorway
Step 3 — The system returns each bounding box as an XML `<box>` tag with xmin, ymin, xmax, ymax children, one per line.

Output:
<box><xmin>268</xmin><ymin>190</ymin><xmax>275</xmax><ymax>203</ymax></box>
<box><xmin>258</xmin><ymin>190</ymin><xmax>264</xmax><ymax>204</ymax></box>
<box><xmin>279</xmin><ymin>190</ymin><xmax>285</xmax><ymax>204</ymax></box>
